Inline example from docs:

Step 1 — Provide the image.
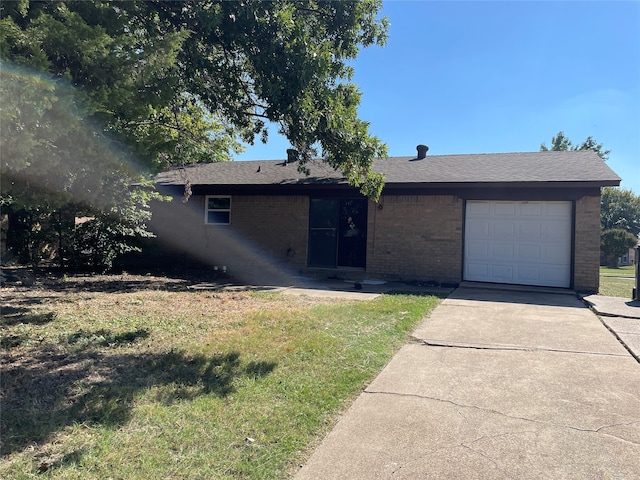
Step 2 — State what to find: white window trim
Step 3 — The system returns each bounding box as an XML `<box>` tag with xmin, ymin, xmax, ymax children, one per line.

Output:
<box><xmin>205</xmin><ymin>195</ymin><xmax>231</xmax><ymax>225</ymax></box>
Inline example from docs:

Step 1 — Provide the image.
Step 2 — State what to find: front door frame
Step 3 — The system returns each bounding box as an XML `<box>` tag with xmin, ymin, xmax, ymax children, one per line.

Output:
<box><xmin>307</xmin><ymin>197</ymin><xmax>368</xmax><ymax>269</ymax></box>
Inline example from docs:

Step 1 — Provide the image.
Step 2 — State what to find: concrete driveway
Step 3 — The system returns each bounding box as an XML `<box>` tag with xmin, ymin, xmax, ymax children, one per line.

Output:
<box><xmin>296</xmin><ymin>287</ymin><xmax>640</xmax><ymax>479</ymax></box>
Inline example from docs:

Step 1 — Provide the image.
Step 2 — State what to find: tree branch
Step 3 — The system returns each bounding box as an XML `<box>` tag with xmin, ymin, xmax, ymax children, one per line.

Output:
<box><xmin>295</xmin><ymin>8</ymin><xmax>333</xmax><ymax>20</ymax></box>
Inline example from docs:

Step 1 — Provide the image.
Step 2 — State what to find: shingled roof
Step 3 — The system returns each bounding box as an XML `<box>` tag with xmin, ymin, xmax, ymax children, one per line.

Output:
<box><xmin>156</xmin><ymin>150</ymin><xmax>621</xmax><ymax>189</ymax></box>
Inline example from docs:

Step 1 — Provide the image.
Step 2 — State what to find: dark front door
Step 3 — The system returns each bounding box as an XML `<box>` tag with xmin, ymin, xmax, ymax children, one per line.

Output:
<box><xmin>308</xmin><ymin>198</ymin><xmax>367</xmax><ymax>268</ymax></box>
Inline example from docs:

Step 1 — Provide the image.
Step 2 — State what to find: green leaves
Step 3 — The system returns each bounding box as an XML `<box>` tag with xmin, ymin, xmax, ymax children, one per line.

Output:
<box><xmin>601</xmin><ymin>229</ymin><xmax>638</xmax><ymax>267</ymax></box>
<box><xmin>601</xmin><ymin>187</ymin><xmax>640</xmax><ymax>236</ymax></box>
<box><xmin>576</xmin><ymin>136</ymin><xmax>610</xmax><ymax>161</ymax></box>
<box><xmin>3</xmin><ymin>0</ymin><xmax>388</xmax><ymax>189</ymax></box>
<box><xmin>148</xmin><ymin>0</ymin><xmax>389</xmax><ymax>195</ymax></box>
<box><xmin>540</xmin><ymin>130</ymin><xmax>610</xmax><ymax>161</ymax></box>
<box><xmin>3</xmin><ymin>0</ymin><xmax>388</xmax><ymax>186</ymax></box>
<box><xmin>1</xmin><ymin>0</ymin><xmax>389</xmax><ymax>269</ymax></box>
<box><xmin>538</xmin><ymin>133</ymin><xmax>637</xmax><ymax>262</ymax></box>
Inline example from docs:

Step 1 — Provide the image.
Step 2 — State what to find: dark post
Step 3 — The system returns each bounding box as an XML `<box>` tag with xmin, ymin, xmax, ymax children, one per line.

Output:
<box><xmin>634</xmin><ymin>245</ymin><xmax>639</xmax><ymax>300</ymax></box>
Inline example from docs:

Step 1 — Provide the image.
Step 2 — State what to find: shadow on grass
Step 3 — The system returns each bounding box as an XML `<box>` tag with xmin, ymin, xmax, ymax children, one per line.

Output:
<box><xmin>0</xmin><ymin>342</ymin><xmax>277</xmax><ymax>455</ymax></box>
<box><xmin>1</xmin><ymin>309</ymin><xmax>57</xmax><ymax>327</ymax></box>
<box><xmin>1</xmin><ymin>266</ymin><xmax>226</xmax><ymax>294</ymax></box>
<box><xmin>1</xmin><ymin>333</ymin><xmax>30</xmax><ymax>349</ymax></box>
<box><xmin>61</xmin><ymin>328</ymin><xmax>150</xmax><ymax>348</ymax></box>
<box><xmin>2</xmin><ymin>265</ymin><xmax>405</xmax><ymax>296</ymax></box>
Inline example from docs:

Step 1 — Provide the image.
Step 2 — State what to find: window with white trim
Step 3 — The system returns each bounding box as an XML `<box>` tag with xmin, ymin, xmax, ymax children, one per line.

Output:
<box><xmin>205</xmin><ymin>196</ymin><xmax>231</xmax><ymax>224</ymax></box>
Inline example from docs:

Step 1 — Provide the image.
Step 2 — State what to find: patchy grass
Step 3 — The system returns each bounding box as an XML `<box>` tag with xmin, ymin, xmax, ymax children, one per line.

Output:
<box><xmin>0</xmin><ymin>276</ymin><xmax>441</xmax><ymax>479</ymax></box>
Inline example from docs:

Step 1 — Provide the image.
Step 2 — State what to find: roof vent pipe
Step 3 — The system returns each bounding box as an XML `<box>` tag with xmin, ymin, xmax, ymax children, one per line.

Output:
<box><xmin>286</xmin><ymin>149</ymin><xmax>299</xmax><ymax>164</ymax></box>
<box><xmin>416</xmin><ymin>144</ymin><xmax>429</xmax><ymax>159</ymax></box>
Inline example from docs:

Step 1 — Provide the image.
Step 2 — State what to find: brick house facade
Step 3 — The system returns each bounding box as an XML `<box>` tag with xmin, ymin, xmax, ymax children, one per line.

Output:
<box><xmin>148</xmin><ymin>150</ymin><xmax>620</xmax><ymax>292</ymax></box>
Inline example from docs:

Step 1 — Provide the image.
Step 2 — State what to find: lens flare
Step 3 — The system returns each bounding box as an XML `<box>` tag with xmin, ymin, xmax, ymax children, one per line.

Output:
<box><xmin>147</xmin><ymin>192</ymin><xmax>300</xmax><ymax>287</ymax></box>
<box><xmin>2</xmin><ymin>63</ymin><xmax>299</xmax><ymax>285</ymax></box>
<box><xmin>1</xmin><ymin>63</ymin><xmax>144</xmax><ymax>210</ymax></box>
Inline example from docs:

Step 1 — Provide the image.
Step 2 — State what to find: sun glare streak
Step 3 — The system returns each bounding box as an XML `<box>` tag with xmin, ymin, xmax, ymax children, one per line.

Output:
<box><xmin>2</xmin><ymin>64</ymin><xmax>300</xmax><ymax>284</ymax></box>
<box><xmin>1</xmin><ymin>64</ymin><xmax>145</xmax><ymax>208</ymax></box>
<box><xmin>148</xmin><ymin>193</ymin><xmax>300</xmax><ymax>287</ymax></box>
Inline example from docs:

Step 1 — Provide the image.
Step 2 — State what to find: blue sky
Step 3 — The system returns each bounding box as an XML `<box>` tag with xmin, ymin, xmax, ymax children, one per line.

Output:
<box><xmin>236</xmin><ymin>1</ymin><xmax>640</xmax><ymax>193</ymax></box>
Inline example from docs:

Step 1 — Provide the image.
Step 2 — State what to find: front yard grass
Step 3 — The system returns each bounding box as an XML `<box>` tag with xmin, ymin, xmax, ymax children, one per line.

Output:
<box><xmin>599</xmin><ymin>265</ymin><xmax>635</xmax><ymax>277</ymax></box>
<box><xmin>599</xmin><ymin>265</ymin><xmax>636</xmax><ymax>298</ymax></box>
<box><xmin>1</xmin><ymin>275</ymin><xmax>441</xmax><ymax>479</ymax></box>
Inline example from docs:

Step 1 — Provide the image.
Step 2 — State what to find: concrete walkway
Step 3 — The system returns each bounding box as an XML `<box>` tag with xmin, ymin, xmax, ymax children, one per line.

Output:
<box><xmin>277</xmin><ymin>278</ymin><xmax>453</xmax><ymax>301</ymax></box>
<box><xmin>296</xmin><ymin>287</ymin><xmax>640</xmax><ymax>479</ymax></box>
<box><xmin>582</xmin><ymin>294</ymin><xmax>640</xmax><ymax>361</ymax></box>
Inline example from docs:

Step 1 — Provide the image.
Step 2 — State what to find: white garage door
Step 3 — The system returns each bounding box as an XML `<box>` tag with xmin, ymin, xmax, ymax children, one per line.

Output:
<box><xmin>464</xmin><ymin>201</ymin><xmax>572</xmax><ymax>288</ymax></box>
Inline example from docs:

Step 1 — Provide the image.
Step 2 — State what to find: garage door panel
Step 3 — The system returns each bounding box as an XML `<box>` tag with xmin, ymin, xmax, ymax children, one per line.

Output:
<box><xmin>520</xmin><ymin>203</ymin><xmax>543</xmax><ymax>215</ymax></box>
<box><xmin>466</xmin><ymin>263</ymin><xmax>489</xmax><ymax>278</ymax></box>
<box><xmin>467</xmin><ymin>202</ymin><xmax>492</xmax><ymax>215</ymax></box>
<box><xmin>494</xmin><ymin>221</ymin><xmax>516</xmax><ymax>238</ymax></box>
<box><xmin>546</xmin><ymin>202</ymin><xmax>572</xmax><ymax>216</ymax></box>
<box><xmin>518</xmin><ymin>244</ymin><xmax>541</xmax><ymax>260</ymax></box>
<box><xmin>543</xmin><ymin>224</ymin><xmax>569</xmax><ymax>241</ymax></box>
<box><xmin>517</xmin><ymin>266</ymin><xmax>542</xmax><ymax>284</ymax></box>
<box><xmin>494</xmin><ymin>203</ymin><xmax>516</xmax><ymax>215</ymax></box>
<box><xmin>492</xmin><ymin>243</ymin><xmax>514</xmax><ymax>259</ymax></box>
<box><xmin>464</xmin><ymin>201</ymin><xmax>572</xmax><ymax>288</ymax></box>
<box><xmin>540</xmin><ymin>266</ymin><xmax>571</xmax><ymax>287</ymax></box>
<box><xmin>490</xmin><ymin>265</ymin><xmax>514</xmax><ymax>282</ymax></box>
<box><xmin>467</xmin><ymin>242</ymin><xmax>490</xmax><ymax>258</ymax></box>
<box><xmin>518</xmin><ymin>264</ymin><xmax>570</xmax><ymax>287</ymax></box>
<box><xmin>519</xmin><ymin>222</ymin><xmax>542</xmax><ymax>239</ymax></box>
<box><xmin>466</xmin><ymin>220</ymin><xmax>490</xmax><ymax>238</ymax></box>
<box><xmin>544</xmin><ymin>245</ymin><xmax>569</xmax><ymax>263</ymax></box>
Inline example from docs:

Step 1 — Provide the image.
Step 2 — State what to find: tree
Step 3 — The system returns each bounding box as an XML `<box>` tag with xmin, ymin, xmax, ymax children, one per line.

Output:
<box><xmin>538</xmin><ymin>132</ymin><xmax>639</xmax><ymax>265</ymax></box>
<box><xmin>1</xmin><ymin>0</ymin><xmax>389</xmax><ymax>268</ymax></box>
<box><xmin>600</xmin><ymin>229</ymin><xmax>638</xmax><ymax>267</ymax></box>
<box><xmin>0</xmin><ymin>63</ymin><xmax>163</xmax><ymax>268</ymax></box>
<box><xmin>540</xmin><ymin>130</ymin><xmax>610</xmax><ymax>161</ymax></box>
<box><xmin>601</xmin><ymin>187</ymin><xmax>640</xmax><ymax>237</ymax></box>
<box><xmin>1</xmin><ymin>0</ymin><xmax>388</xmax><ymax>194</ymax></box>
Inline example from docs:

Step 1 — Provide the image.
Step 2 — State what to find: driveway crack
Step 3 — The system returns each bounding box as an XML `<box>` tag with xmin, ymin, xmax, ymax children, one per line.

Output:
<box><xmin>364</xmin><ymin>390</ymin><xmax>640</xmax><ymax>445</ymax></box>
<box><xmin>410</xmin><ymin>338</ymin><xmax>629</xmax><ymax>357</ymax></box>
<box><xmin>594</xmin><ymin>421</ymin><xmax>640</xmax><ymax>446</ymax></box>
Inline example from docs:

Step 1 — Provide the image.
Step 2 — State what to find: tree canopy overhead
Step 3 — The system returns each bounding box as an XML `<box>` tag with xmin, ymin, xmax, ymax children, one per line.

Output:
<box><xmin>1</xmin><ymin>0</ymin><xmax>389</xmax><ymax>268</ymax></box>
<box><xmin>1</xmin><ymin>0</ymin><xmax>389</xmax><ymax>198</ymax></box>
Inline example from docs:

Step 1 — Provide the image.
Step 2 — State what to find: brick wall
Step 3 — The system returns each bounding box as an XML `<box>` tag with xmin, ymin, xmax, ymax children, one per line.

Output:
<box><xmin>230</xmin><ymin>195</ymin><xmax>309</xmax><ymax>269</ymax></box>
<box><xmin>149</xmin><ymin>193</ymin><xmax>464</xmax><ymax>284</ymax></box>
<box><xmin>146</xmin><ymin>195</ymin><xmax>209</xmax><ymax>264</ymax></box>
<box><xmin>148</xmin><ymin>194</ymin><xmax>308</xmax><ymax>284</ymax></box>
<box><xmin>149</xmin><ymin>192</ymin><xmax>600</xmax><ymax>290</ymax></box>
<box><xmin>366</xmin><ymin>195</ymin><xmax>463</xmax><ymax>283</ymax></box>
<box><xmin>574</xmin><ymin>195</ymin><xmax>601</xmax><ymax>292</ymax></box>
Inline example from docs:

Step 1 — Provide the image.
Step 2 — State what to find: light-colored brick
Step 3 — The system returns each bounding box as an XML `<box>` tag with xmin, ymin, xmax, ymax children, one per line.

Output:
<box><xmin>366</xmin><ymin>195</ymin><xmax>463</xmax><ymax>283</ymax></box>
<box><xmin>148</xmin><ymin>193</ymin><xmax>601</xmax><ymax>290</ymax></box>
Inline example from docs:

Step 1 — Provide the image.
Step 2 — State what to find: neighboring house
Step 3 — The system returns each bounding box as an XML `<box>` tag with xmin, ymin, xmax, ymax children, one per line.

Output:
<box><xmin>149</xmin><ymin>148</ymin><xmax>620</xmax><ymax>291</ymax></box>
<box><xmin>619</xmin><ymin>244</ymin><xmax>639</xmax><ymax>266</ymax></box>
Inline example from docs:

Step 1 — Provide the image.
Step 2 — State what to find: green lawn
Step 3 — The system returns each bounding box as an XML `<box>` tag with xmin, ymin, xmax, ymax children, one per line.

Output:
<box><xmin>599</xmin><ymin>265</ymin><xmax>635</xmax><ymax>277</ymax></box>
<box><xmin>1</xmin><ymin>278</ymin><xmax>441</xmax><ymax>479</ymax></box>
<box><xmin>600</xmin><ymin>266</ymin><xmax>636</xmax><ymax>298</ymax></box>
